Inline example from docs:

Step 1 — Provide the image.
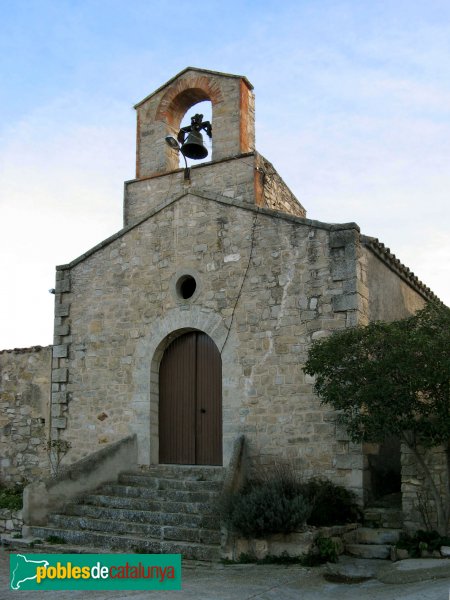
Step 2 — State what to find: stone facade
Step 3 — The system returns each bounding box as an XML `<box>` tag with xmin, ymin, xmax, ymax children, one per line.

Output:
<box><xmin>54</xmin><ymin>195</ymin><xmax>368</xmax><ymax>497</ymax></box>
<box><xmin>0</xmin><ymin>346</ymin><xmax>51</xmax><ymax>484</ymax></box>
<box><xmin>1</xmin><ymin>68</ymin><xmax>444</xmax><ymax>532</ymax></box>
<box><xmin>47</xmin><ymin>69</ymin><xmax>442</xmax><ymax>508</ymax></box>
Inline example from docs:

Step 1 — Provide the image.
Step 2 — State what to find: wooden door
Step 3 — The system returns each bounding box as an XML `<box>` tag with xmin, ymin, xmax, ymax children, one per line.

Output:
<box><xmin>159</xmin><ymin>332</ymin><xmax>222</xmax><ymax>465</ymax></box>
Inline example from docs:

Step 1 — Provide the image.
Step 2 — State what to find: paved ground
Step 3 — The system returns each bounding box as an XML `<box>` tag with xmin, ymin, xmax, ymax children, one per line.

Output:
<box><xmin>1</xmin><ymin>548</ymin><xmax>449</xmax><ymax>599</ymax></box>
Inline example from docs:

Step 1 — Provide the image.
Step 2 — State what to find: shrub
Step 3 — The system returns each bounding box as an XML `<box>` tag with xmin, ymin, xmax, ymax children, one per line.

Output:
<box><xmin>302</xmin><ymin>478</ymin><xmax>361</xmax><ymax>527</ymax></box>
<box><xmin>222</xmin><ymin>463</ymin><xmax>311</xmax><ymax>538</ymax></box>
<box><xmin>302</xmin><ymin>536</ymin><xmax>339</xmax><ymax>566</ymax></box>
<box><xmin>396</xmin><ymin>530</ymin><xmax>450</xmax><ymax>557</ymax></box>
<box><xmin>228</xmin><ymin>481</ymin><xmax>311</xmax><ymax>538</ymax></box>
<box><xmin>46</xmin><ymin>535</ymin><xmax>66</xmax><ymax>545</ymax></box>
<box><xmin>0</xmin><ymin>485</ymin><xmax>23</xmax><ymax>511</ymax></box>
<box><xmin>220</xmin><ymin>464</ymin><xmax>360</xmax><ymax>539</ymax></box>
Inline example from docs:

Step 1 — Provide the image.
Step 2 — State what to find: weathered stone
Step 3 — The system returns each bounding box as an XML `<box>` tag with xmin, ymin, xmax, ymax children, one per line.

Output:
<box><xmin>55</xmin><ymin>324</ymin><xmax>70</xmax><ymax>337</ymax></box>
<box><xmin>53</xmin><ymin>345</ymin><xmax>68</xmax><ymax>358</ymax></box>
<box><xmin>332</xmin><ymin>293</ymin><xmax>359</xmax><ymax>311</ymax></box>
<box><xmin>55</xmin><ymin>304</ymin><xmax>70</xmax><ymax>317</ymax></box>
<box><xmin>0</xmin><ymin>347</ymin><xmax>50</xmax><ymax>484</ymax></box>
<box><xmin>52</xmin><ymin>368</ymin><xmax>68</xmax><ymax>383</ymax></box>
<box><xmin>55</xmin><ymin>277</ymin><xmax>71</xmax><ymax>293</ymax></box>
<box><xmin>0</xmin><ymin>68</ymin><xmax>439</xmax><ymax>538</ymax></box>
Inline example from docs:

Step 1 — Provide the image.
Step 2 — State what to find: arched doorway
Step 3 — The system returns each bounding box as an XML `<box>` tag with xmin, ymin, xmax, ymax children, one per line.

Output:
<box><xmin>159</xmin><ymin>331</ymin><xmax>222</xmax><ymax>465</ymax></box>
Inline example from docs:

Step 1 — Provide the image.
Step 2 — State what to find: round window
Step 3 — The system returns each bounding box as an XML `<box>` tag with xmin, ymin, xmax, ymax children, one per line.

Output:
<box><xmin>176</xmin><ymin>275</ymin><xmax>197</xmax><ymax>300</ymax></box>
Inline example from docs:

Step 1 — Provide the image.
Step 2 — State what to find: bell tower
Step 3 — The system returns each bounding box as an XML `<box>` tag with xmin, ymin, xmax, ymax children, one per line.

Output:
<box><xmin>124</xmin><ymin>67</ymin><xmax>305</xmax><ymax>227</ymax></box>
<box><xmin>134</xmin><ymin>67</ymin><xmax>255</xmax><ymax>179</ymax></box>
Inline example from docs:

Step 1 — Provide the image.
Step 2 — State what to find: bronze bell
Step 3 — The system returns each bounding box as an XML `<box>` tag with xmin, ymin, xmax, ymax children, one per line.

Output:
<box><xmin>180</xmin><ymin>130</ymin><xmax>208</xmax><ymax>160</ymax></box>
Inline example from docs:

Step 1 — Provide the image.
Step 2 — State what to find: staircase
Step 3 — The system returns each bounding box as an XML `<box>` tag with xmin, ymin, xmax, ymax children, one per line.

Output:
<box><xmin>345</xmin><ymin>526</ymin><xmax>401</xmax><ymax>559</ymax></box>
<box><xmin>345</xmin><ymin>502</ymin><xmax>403</xmax><ymax>559</ymax></box>
<box><xmin>28</xmin><ymin>465</ymin><xmax>224</xmax><ymax>561</ymax></box>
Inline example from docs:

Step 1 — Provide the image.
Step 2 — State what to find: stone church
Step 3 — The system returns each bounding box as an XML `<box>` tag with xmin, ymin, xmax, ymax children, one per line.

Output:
<box><xmin>0</xmin><ymin>68</ymin><xmax>443</xmax><ymax>552</ymax></box>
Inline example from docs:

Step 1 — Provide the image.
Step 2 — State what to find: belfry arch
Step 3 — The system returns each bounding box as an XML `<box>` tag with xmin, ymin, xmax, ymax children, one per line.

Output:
<box><xmin>134</xmin><ymin>67</ymin><xmax>255</xmax><ymax>178</ymax></box>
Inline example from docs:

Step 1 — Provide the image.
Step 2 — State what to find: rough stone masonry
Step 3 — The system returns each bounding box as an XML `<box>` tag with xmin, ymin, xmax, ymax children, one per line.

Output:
<box><xmin>0</xmin><ymin>68</ymin><xmax>443</xmax><ymax>532</ymax></box>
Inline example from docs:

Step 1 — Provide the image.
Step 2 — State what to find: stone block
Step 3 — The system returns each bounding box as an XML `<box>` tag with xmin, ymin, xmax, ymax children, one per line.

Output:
<box><xmin>52</xmin><ymin>392</ymin><xmax>68</xmax><ymax>404</ymax></box>
<box><xmin>252</xmin><ymin>539</ymin><xmax>268</xmax><ymax>560</ymax></box>
<box><xmin>53</xmin><ymin>345</ymin><xmax>68</xmax><ymax>358</ymax></box>
<box><xmin>51</xmin><ymin>405</ymin><xmax>63</xmax><ymax>418</ymax></box>
<box><xmin>235</xmin><ymin>538</ymin><xmax>249</xmax><ymax>559</ymax></box>
<box><xmin>335</xmin><ymin>454</ymin><xmax>365</xmax><ymax>470</ymax></box>
<box><xmin>55</xmin><ymin>278</ymin><xmax>71</xmax><ymax>293</ymax></box>
<box><xmin>332</xmin><ymin>293</ymin><xmax>358</xmax><ymax>311</ymax></box>
<box><xmin>346</xmin><ymin>543</ymin><xmax>390</xmax><ymax>559</ymax></box>
<box><xmin>329</xmin><ymin>229</ymin><xmax>357</xmax><ymax>248</ymax></box>
<box><xmin>52</xmin><ymin>417</ymin><xmax>67</xmax><ymax>429</ymax></box>
<box><xmin>52</xmin><ymin>368</ymin><xmax>68</xmax><ymax>383</ymax></box>
<box><xmin>55</xmin><ymin>304</ymin><xmax>70</xmax><ymax>317</ymax></box>
<box><xmin>55</xmin><ymin>324</ymin><xmax>70</xmax><ymax>336</ymax></box>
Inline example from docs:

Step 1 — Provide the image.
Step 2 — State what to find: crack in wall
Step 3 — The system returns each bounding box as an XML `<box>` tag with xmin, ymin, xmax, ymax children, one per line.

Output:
<box><xmin>244</xmin><ymin>237</ymin><xmax>298</xmax><ymax>396</ymax></box>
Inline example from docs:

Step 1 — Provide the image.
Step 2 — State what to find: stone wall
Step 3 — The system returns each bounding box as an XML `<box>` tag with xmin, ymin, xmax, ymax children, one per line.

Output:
<box><xmin>124</xmin><ymin>154</ymin><xmax>257</xmax><ymax>227</ymax></box>
<box><xmin>0</xmin><ymin>508</ymin><xmax>22</xmax><ymax>536</ymax></box>
<box><xmin>0</xmin><ymin>346</ymin><xmax>51</xmax><ymax>484</ymax></box>
<box><xmin>255</xmin><ymin>153</ymin><xmax>306</xmax><ymax>218</ymax></box>
<box><xmin>52</xmin><ymin>192</ymin><xmax>367</xmax><ymax>497</ymax></box>
<box><xmin>362</xmin><ymin>242</ymin><xmax>426</xmax><ymax>321</ymax></box>
<box><xmin>401</xmin><ymin>443</ymin><xmax>449</xmax><ymax>533</ymax></box>
<box><xmin>123</xmin><ymin>152</ymin><xmax>306</xmax><ymax>228</ymax></box>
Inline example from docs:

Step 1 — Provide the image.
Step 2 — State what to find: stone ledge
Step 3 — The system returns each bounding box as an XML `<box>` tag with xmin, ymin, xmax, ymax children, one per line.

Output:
<box><xmin>222</xmin><ymin>523</ymin><xmax>357</xmax><ymax>561</ymax></box>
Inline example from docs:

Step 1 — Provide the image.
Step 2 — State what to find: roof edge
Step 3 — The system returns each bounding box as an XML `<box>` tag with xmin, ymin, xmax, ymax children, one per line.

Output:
<box><xmin>361</xmin><ymin>234</ymin><xmax>443</xmax><ymax>305</ymax></box>
<box><xmin>56</xmin><ymin>191</ymin><xmax>359</xmax><ymax>271</ymax></box>
<box><xmin>0</xmin><ymin>344</ymin><xmax>52</xmax><ymax>355</ymax></box>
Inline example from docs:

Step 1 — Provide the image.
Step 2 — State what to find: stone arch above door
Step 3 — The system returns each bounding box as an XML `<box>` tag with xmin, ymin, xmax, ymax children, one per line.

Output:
<box><xmin>131</xmin><ymin>306</ymin><xmax>228</xmax><ymax>465</ymax></box>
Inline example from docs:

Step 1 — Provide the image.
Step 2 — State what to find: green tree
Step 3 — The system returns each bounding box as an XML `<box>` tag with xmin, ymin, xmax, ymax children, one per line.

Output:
<box><xmin>304</xmin><ymin>303</ymin><xmax>450</xmax><ymax>535</ymax></box>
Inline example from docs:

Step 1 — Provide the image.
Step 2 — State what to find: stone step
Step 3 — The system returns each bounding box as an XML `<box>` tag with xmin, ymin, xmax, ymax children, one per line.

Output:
<box><xmin>34</xmin><ymin>466</ymin><xmax>224</xmax><ymax>560</ymax></box>
<box><xmin>118</xmin><ymin>473</ymin><xmax>222</xmax><ymax>492</ymax></box>
<box><xmin>128</xmin><ymin>466</ymin><xmax>224</xmax><ymax>481</ymax></box>
<box><xmin>363</xmin><ymin>508</ymin><xmax>403</xmax><ymax>529</ymax></box>
<box><xmin>82</xmin><ymin>494</ymin><xmax>215</xmax><ymax>514</ymax></box>
<box><xmin>64</xmin><ymin>503</ymin><xmax>220</xmax><ymax>530</ymax></box>
<box><xmin>49</xmin><ymin>514</ymin><xmax>221</xmax><ymax>545</ymax></box>
<box><xmin>49</xmin><ymin>514</ymin><xmax>160</xmax><ymax>538</ymax></box>
<box><xmin>28</xmin><ymin>526</ymin><xmax>220</xmax><ymax>561</ymax></box>
<box><xmin>99</xmin><ymin>484</ymin><xmax>218</xmax><ymax>503</ymax></box>
<box><xmin>346</xmin><ymin>543</ymin><xmax>391</xmax><ymax>559</ymax></box>
<box><xmin>356</xmin><ymin>527</ymin><xmax>401</xmax><ymax>545</ymax></box>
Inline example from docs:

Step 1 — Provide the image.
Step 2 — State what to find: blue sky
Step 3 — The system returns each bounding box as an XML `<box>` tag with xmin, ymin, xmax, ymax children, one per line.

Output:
<box><xmin>1</xmin><ymin>1</ymin><xmax>449</xmax><ymax>348</ymax></box>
